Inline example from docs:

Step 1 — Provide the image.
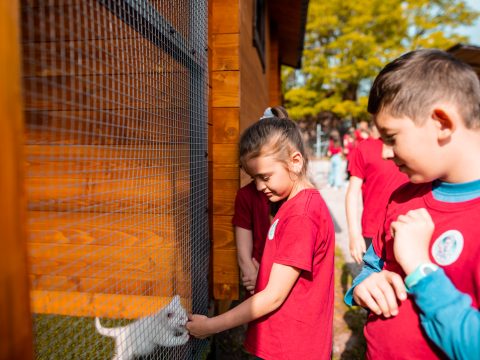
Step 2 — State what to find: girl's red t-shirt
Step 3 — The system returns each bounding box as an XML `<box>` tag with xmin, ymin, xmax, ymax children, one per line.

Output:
<box><xmin>244</xmin><ymin>189</ymin><xmax>335</xmax><ymax>360</ymax></box>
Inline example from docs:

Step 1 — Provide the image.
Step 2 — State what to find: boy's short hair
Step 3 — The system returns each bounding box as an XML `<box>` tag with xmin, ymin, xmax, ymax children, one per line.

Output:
<box><xmin>368</xmin><ymin>49</ymin><xmax>480</xmax><ymax>128</ymax></box>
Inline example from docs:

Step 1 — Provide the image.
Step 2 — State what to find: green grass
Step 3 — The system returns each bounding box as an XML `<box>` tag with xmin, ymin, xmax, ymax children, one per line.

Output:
<box><xmin>32</xmin><ymin>314</ymin><xmax>129</xmax><ymax>359</ymax></box>
<box><xmin>33</xmin><ymin>314</ymin><xmax>210</xmax><ymax>359</ymax></box>
<box><xmin>332</xmin><ymin>246</ymin><xmax>367</xmax><ymax>360</ymax></box>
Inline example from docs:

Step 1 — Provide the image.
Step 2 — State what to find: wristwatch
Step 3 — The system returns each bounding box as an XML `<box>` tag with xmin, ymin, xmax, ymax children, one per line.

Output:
<box><xmin>404</xmin><ymin>263</ymin><xmax>439</xmax><ymax>290</ymax></box>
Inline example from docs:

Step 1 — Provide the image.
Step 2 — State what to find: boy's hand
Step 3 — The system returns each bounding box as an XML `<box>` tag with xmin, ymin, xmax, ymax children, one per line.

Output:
<box><xmin>349</xmin><ymin>233</ymin><xmax>366</xmax><ymax>264</ymax></box>
<box><xmin>391</xmin><ymin>208</ymin><xmax>434</xmax><ymax>275</ymax></box>
<box><xmin>353</xmin><ymin>270</ymin><xmax>407</xmax><ymax>317</ymax></box>
<box><xmin>241</xmin><ymin>258</ymin><xmax>260</xmax><ymax>294</ymax></box>
<box><xmin>186</xmin><ymin>314</ymin><xmax>214</xmax><ymax>339</ymax></box>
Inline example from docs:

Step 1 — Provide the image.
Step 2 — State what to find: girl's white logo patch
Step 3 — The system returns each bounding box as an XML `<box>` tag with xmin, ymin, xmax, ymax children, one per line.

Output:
<box><xmin>431</xmin><ymin>230</ymin><xmax>464</xmax><ymax>266</ymax></box>
<box><xmin>268</xmin><ymin>219</ymin><xmax>279</xmax><ymax>240</ymax></box>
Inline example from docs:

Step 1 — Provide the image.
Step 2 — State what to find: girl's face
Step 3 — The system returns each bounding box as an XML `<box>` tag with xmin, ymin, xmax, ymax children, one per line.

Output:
<box><xmin>246</xmin><ymin>154</ymin><xmax>300</xmax><ymax>202</ymax></box>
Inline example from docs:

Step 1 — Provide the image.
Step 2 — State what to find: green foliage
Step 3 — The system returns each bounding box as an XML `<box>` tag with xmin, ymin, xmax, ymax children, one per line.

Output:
<box><xmin>284</xmin><ymin>0</ymin><xmax>479</xmax><ymax>122</ymax></box>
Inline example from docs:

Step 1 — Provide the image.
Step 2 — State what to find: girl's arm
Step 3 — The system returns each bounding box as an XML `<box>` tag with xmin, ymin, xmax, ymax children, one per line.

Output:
<box><xmin>235</xmin><ymin>226</ymin><xmax>258</xmax><ymax>293</ymax></box>
<box><xmin>186</xmin><ymin>263</ymin><xmax>301</xmax><ymax>338</ymax></box>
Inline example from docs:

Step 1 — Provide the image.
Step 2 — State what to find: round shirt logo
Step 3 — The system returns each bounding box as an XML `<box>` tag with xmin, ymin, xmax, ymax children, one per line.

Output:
<box><xmin>268</xmin><ymin>219</ymin><xmax>279</xmax><ymax>240</ymax></box>
<box><xmin>431</xmin><ymin>229</ymin><xmax>464</xmax><ymax>266</ymax></box>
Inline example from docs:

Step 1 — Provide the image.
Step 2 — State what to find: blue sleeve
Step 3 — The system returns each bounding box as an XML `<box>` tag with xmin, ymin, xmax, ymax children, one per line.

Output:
<box><xmin>344</xmin><ymin>245</ymin><xmax>384</xmax><ymax>306</ymax></box>
<box><xmin>410</xmin><ymin>268</ymin><xmax>479</xmax><ymax>360</ymax></box>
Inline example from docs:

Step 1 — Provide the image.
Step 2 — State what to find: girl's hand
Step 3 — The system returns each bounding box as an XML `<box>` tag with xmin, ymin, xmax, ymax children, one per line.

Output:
<box><xmin>186</xmin><ymin>314</ymin><xmax>214</xmax><ymax>339</ymax></box>
<box><xmin>391</xmin><ymin>208</ymin><xmax>434</xmax><ymax>275</ymax></box>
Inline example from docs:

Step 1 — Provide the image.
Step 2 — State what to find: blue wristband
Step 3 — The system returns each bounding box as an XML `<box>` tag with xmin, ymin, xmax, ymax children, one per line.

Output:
<box><xmin>405</xmin><ymin>263</ymin><xmax>439</xmax><ymax>290</ymax></box>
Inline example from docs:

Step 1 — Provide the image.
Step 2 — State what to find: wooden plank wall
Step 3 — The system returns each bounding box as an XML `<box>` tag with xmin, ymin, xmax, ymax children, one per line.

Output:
<box><xmin>210</xmin><ymin>0</ymin><xmax>241</xmax><ymax>300</ymax></box>
<box><xmin>239</xmin><ymin>0</ymin><xmax>270</xmax><ymax>126</ymax></box>
<box><xmin>210</xmin><ymin>0</ymin><xmax>284</xmax><ymax>300</ymax></box>
<box><xmin>21</xmin><ymin>0</ymin><xmax>192</xmax><ymax>318</ymax></box>
<box><xmin>268</xmin><ymin>24</ymin><xmax>282</xmax><ymax>106</ymax></box>
<box><xmin>0</xmin><ymin>0</ymin><xmax>34</xmax><ymax>358</ymax></box>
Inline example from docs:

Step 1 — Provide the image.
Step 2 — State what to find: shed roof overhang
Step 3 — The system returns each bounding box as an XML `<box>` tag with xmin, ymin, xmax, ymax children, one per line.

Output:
<box><xmin>268</xmin><ymin>0</ymin><xmax>309</xmax><ymax>68</ymax></box>
<box><xmin>447</xmin><ymin>43</ymin><xmax>480</xmax><ymax>78</ymax></box>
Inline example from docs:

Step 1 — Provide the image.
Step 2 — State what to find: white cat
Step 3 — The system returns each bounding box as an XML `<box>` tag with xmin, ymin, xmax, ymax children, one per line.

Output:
<box><xmin>95</xmin><ymin>295</ymin><xmax>190</xmax><ymax>360</ymax></box>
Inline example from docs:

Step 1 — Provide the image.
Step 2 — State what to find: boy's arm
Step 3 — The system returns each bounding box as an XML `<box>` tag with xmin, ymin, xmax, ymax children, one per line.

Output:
<box><xmin>186</xmin><ymin>263</ymin><xmax>301</xmax><ymax>338</ymax></box>
<box><xmin>345</xmin><ymin>176</ymin><xmax>366</xmax><ymax>264</ymax></box>
<box><xmin>235</xmin><ymin>226</ymin><xmax>259</xmax><ymax>293</ymax></box>
<box><xmin>344</xmin><ymin>245</ymin><xmax>407</xmax><ymax>318</ymax></box>
<box><xmin>409</xmin><ymin>269</ymin><xmax>480</xmax><ymax>359</ymax></box>
<box><xmin>344</xmin><ymin>245</ymin><xmax>383</xmax><ymax>306</ymax></box>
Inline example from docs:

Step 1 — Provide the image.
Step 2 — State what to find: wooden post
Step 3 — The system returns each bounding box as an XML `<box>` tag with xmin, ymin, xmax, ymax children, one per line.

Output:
<box><xmin>0</xmin><ymin>0</ymin><xmax>34</xmax><ymax>359</ymax></box>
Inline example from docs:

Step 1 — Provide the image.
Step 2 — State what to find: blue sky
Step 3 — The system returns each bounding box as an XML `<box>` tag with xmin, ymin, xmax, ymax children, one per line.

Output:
<box><xmin>456</xmin><ymin>0</ymin><xmax>480</xmax><ymax>45</ymax></box>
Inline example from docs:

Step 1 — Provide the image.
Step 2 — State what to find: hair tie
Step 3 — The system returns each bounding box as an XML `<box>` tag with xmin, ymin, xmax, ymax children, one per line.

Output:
<box><xmin>260</xmin><ymin>107</ymin><xmax>275</xmax><ymax>120</ymax></box>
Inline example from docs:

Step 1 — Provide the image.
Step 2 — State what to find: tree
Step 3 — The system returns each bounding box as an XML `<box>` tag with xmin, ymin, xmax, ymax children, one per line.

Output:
<box><xmin>284</xmin><ymin>0</ymin><xmax>479</xmax><ymax>123</ymax></box>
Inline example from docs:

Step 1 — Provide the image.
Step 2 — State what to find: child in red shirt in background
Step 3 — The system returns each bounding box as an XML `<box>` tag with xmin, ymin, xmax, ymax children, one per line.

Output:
<box><xmin>232</xmin><ymin>106</ymin><xmax>288</xmax><ymax>295</ymax></box>
<box><xmin>327</xmin><ymin>129</ymin><xmax>344</xmax><ymax>189</ymax></box>
<box><xmin>342</xmin><ymin>127</ymin><xmax>356</xmax><ymax>178</ymax></box>
<box><xmin>345</xmin><ymin>124</ymin><xmax>408</xmax><ymax>263</ymax></box>
<box><xmin>232</xmin><ymin>182</ymin><xmax>268</xmax><ymax>295</ymax></box>
<box><xmin>188</xmin><ymin>116</ymin><xmax>335</xmax><ymax>360</ymax></box>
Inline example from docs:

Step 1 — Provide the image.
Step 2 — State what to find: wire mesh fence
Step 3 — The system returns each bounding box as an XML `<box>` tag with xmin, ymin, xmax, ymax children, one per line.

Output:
<box><xmin>21</xmin><ymin>0</ymin><xmax>209</xmax><ymax>358</ymax></box>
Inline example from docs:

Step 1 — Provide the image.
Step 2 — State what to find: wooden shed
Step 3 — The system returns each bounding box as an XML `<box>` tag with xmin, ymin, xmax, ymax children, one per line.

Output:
<box><xmin>209</xmin><ymin>0</ymin><xmax>309</xmax><ymax>300</ymax></box>
<box><xmin>1</xmin><ymin>0</ymin><xmax>308</xmax><ymax>357</ymax></box>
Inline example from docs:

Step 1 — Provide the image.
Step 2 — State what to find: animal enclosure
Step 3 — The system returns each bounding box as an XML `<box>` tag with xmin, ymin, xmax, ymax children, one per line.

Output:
<box><xmin>20</xmin><ymin>0</ymin><xmax>209</xmax><ymax>358</ymax></box>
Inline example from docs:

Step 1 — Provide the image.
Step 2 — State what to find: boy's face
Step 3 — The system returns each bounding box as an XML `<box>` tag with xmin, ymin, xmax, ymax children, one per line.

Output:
<box><xmin>375</xmin><ymin>111</ymin><xmax>444</xmax><ymax>184</ymax></box>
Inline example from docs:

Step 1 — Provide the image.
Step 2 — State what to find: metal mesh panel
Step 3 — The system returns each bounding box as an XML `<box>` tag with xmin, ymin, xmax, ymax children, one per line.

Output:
<box><xmin>21</xmin><ymin>0</ymin><xmax>209</xmax><ymax>358</ymax></box>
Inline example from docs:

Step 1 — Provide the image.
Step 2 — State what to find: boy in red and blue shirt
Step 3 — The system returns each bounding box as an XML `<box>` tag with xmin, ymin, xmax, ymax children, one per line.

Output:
<box><xmin>345</xmin><ymin>49</ymin><xmax>480</xmax><ymax>359</ymax></box>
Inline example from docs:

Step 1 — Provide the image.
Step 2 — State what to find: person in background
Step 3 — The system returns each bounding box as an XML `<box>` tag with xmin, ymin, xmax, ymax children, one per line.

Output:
<box><xmin>354</xmin><ymin>120</ymin><xmax>370</xmax><ymax>142</ymax></box>
<box><xmin>345</xmin><ymin>124</ymin><xmax>408</xmax><ymax>263</ymax></box>
<box><xmin>342</xmin><ymin>127</ymin><xmax>356</xmax><ymax>180</ymax></box>
<box><xmin>327</xmin><ymin>129</ymin><xmax>343</xmax><ymax>189</ymax></box>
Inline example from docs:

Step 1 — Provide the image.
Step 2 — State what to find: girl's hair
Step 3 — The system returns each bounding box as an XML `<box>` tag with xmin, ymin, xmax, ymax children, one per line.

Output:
<box><xmin>239</xmin><ymin>116</ymin><xmax>309</xmax><ymax>178</ymax></box>
<box><xmin>260</xmin><ymin>106</ymin><xmax>289</xmax><ymax>120</ymax></box>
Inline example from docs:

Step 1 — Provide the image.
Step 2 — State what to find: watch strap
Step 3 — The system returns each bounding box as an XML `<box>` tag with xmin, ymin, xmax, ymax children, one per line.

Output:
<box><xmin>405</xmin><ymin>263</ymin><xmax>439</xmax><ymax>290</ymax></box>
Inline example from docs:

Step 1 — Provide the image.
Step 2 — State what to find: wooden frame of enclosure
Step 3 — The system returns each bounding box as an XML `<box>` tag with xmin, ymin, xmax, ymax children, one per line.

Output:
<box><xmin>0</xmin><ymin>1</ymin><xmax>34</xmax><ymax>358</ymax></box>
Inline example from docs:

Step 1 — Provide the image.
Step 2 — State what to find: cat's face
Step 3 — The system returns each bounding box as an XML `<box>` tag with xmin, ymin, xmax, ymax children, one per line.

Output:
<box><xmin>163</xmin><ymin>295</ymin><xmax>189</xmax><ymax>340</ymax></box>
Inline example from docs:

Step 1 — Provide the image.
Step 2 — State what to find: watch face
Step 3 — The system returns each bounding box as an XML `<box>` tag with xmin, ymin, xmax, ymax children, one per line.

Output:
<box><xmin>421</xmin><ymin>264</ymin><xmax>438</xmax><ymax>276</ymax></box>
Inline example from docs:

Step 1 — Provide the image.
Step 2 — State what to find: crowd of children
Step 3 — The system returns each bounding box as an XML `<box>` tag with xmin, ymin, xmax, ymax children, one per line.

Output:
<box><xmin>186</xmin><ymin>49</ymin><xmax>480</xmax><ymax>359</ymax></box>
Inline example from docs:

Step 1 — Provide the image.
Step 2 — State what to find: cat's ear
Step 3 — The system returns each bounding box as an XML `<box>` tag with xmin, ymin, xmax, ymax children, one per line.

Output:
<box><xmin>171</xmin><ymin>295</ymin><xmax>181</xmax><ymax>305</ymax></box>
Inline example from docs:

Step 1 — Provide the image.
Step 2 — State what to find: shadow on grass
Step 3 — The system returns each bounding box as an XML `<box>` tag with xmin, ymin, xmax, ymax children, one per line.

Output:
<box><xmin>338</xmin><ymin>262</ymin><xmax>367</xmax><ymax>360</ymax></box>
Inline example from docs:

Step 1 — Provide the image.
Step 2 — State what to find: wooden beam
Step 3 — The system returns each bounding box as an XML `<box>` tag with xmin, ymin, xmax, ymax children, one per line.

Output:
<box><xmin>30</xmin><ymin>291</ymin><xmax>190</xmax><ymax>319</ymax></box>
<box><xmin>0</xmin><ymin>0</ymin><xmax>34</xmax><ymax>358</ymax></box>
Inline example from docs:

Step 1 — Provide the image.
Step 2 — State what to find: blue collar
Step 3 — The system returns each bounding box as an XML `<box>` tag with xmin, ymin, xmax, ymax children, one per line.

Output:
<box><xmin>432</xmin><ymin>179</ymin><xmax>480</xmax><ymax>202</ymax></box>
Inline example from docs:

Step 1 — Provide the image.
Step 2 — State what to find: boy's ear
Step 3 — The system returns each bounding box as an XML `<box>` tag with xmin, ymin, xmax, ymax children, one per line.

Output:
<box><xmin>432</xmin><ymin>108</ymin><xmax>455</xmax><ymax>141</ymax></box>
